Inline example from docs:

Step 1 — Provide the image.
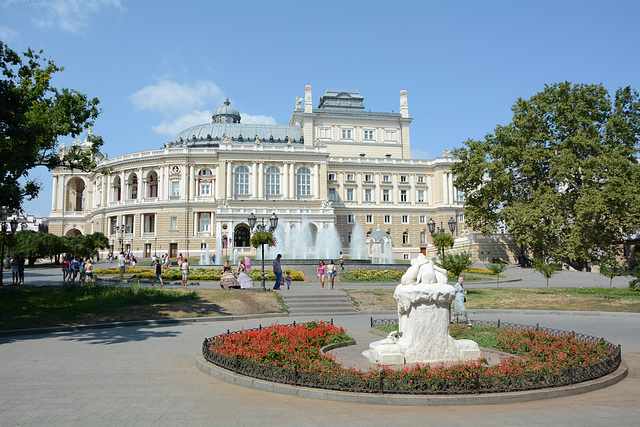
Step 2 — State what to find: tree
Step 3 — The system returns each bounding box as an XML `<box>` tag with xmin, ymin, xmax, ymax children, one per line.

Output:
<box><xmin>599</xmin><ymin>257</ymin><xmax>622</xmax><ymax>300</ymax></box>
<box><xmin>0</xmin><ymin>41</ymin><xmax>103</xmax><ymax>212</ymax></box>
<box><xmin>437</xmin><ymin>251</ymin><xmax>473</xmax><ymax>279</ymax></box>
<box><xmin>532</xmin><ymin>257</ymin><xmax>560</xmax><ymax>293</ymax></box>
<box><xmin>433</xmin><ymin>233</ymin><xmax>454</xmax><ymax>259</ymax></box>
<box><xmin>485</xmin><ymin>260</ymin><xmax>508</xmax><ymax>288</ymax></box>
<box><xmin>64</xmin><ymin>232</ymin><xmax>109</xmax><ymax>259</ymax></box>
<box><xmin>12</xmin><ymin>230</ymin><xmax>65</xmax><ymax>265</ymax></box>
<box><xmin>453</xmin><ymin>82</ymin><xmax>640</xmax><ymax>270</ymax></box>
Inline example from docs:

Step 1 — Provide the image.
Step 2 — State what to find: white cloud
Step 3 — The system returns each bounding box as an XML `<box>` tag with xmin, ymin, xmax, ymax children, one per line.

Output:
<box><xmin>130</xmin><ymin>79</ymin><xmax>222</xmax><ymax>114</ymax></box>
<box><xmin>30</xmin><ymin>0</ymin><xmax>125</xmax><ymax>34</ymax></box>
<box><xmin>151</xmin><ymin>110</ymin><xmax>213</xmax><ymax>137</ymax></box>
<box><xmin>240</xmin><ymin>114</ymin><xmax>276</xmax><ymax>125</ymax></box>
<box><xmin>0</xmin><ymin>25</ymin><xmax>18</xmax><ymax>41</ymax></box>
<box><xmin>411</xmin><ymin>147</ymin><xmax>432</xmax><ymax>160</ymax></box>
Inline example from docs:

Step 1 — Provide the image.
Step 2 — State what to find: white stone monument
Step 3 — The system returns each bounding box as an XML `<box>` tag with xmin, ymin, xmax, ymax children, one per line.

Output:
<box><xmin>363</xmin><ymin>254</ymin><xmax>481</xmax><ymax>365</ymax></box>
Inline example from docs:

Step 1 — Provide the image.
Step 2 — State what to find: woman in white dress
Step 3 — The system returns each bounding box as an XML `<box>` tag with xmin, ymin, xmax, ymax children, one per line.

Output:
<box><xmin>237</xmin><ymin>258</ymin><xmax>254</xmax><ymax>289</ymax></box>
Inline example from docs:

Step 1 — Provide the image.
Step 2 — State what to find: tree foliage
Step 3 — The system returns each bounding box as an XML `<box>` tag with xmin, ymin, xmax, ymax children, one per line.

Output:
<box><xmin>11</xmin><ymin>231</ymin><xmax>109</xmax><ymax>264</ymax></box>
<box><xmin>437</xmin><ymin>251</ymin><xmax>473</xmax><ymax>279</ymax></box>
<box><xmin>453</xmin><ymin>82</ymin><xmax>640</xmax><ymax>270</ymax></box>
<box><xmin>0</xmin><ymin>41</ymin><xmax>103</xmax><ymax>211</ymax></box>
<box><xmin>485</xmin><ymin>260</ymin><xmax>508</xmax><ymax>288</ymax></box>
<box><xmin>532</xmin><ymin>257</ymin><xmax>560</xmax><ymax>292</ymax></box>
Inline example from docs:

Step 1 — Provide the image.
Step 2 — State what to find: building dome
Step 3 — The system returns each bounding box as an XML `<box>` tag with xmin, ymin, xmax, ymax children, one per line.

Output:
<box><xmin>212</xmin><ymin>98</ymin><xmax>241</xmax><ymax>124</ymax></box>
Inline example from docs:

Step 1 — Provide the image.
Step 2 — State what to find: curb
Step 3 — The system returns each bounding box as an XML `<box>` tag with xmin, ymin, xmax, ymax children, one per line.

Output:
<box><xmin>195</xmin><ymin>353</ymin><xmax>628</xmax><ymax>406</ymax></box>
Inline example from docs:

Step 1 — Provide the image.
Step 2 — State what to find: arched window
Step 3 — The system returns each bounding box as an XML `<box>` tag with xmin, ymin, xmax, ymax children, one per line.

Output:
<box><xmin>266</xmin><ymin>166</ymin><xmax>280</xmax><ymax>195</ymax></box>
<box><xmin>235</xmin><ymin>166</ymin><xmax>250</xmax><ymax>195</ymax></box>
<box><xmin>402</xmin><ymin>231</ymin><xmax>409</xmax><ymax>245</ymax></box>
<box><xmin>234</xmin><ymin>226</ymin><xmax>250</xmax><ymax>247</ymax></box>
<box><xmin>148</xmin><ymin>171</ymin><xmax>158</xmax><ymax>198</ymax></box>
<box><xmin>112</xmin><ymin>176</ymin><xmax>121</xmax><ymax>201</ymax></box>
<box><xmin>420</xmin><ymin>231</ymin><xmax>426</xmax><ymax>245</ymax></box>
<box><xmin>297</xmin><ymin>167</ymin><xmax>311</xmax><ymax>196</ymax></box>
<box><xmin>130</xmin><ymin>174</ymin><xmax>138</xmax><ymax>199</ymax></box>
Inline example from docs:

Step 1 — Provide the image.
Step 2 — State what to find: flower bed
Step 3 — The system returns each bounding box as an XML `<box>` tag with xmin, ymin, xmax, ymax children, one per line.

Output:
<box><xmin>202</xmin><ymin>320</ymin><xmax>621</xmax><ymax>394</ymax></box>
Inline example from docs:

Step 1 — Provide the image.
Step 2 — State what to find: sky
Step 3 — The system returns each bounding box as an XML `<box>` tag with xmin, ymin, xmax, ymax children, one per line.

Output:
<box><xmin>1</xmin><ymin>0</ymin><xmax>639</xmax><ymax>217</ymax></box>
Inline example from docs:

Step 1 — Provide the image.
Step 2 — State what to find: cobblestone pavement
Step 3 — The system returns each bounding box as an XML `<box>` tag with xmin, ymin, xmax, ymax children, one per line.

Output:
<box><xmin>2</xmin><ymin>265</ymin><xmax>638</xmax><ymax>425</ymax></box>
<box><xmin>1</xmin><ymin>309</ymin><xmax>639</xmax><ymax>426</ymax></box>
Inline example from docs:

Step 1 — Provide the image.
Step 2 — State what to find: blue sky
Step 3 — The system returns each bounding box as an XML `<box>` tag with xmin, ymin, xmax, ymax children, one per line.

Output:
<box><xmin>2</xmin><ymin>0</ymin><xmax>639</xmax><ymax>217</ymax></box>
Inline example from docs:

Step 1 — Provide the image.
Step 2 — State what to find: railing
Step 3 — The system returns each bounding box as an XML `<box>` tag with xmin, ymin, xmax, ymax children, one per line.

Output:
<box><xmin>202</xmin><ymin>319</ymin><xmax>622</xmax><ymax>395</ymax></box>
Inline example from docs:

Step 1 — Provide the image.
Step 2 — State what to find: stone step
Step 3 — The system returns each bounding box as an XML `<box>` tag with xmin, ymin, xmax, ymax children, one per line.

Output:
<box><xmin>288</xmin><ymin>307</ymin><xmax>357</xmax><ymax>315</ymax></box>
<box><xmin>285</xmin><ymin>301</ymin><xmax>355</xmax><ymax>308</ymax></box>
<box><xmin>282</xmin><ymin>293</ymin><xmax>357</xmax><ymax>315</ymax></box>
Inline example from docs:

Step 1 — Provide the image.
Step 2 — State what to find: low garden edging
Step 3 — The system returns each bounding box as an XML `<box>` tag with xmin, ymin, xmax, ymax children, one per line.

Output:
<box><xmin>197</xmin><ymin>319</ymin><xmax>627</xmax><ymax>405</ymax></box>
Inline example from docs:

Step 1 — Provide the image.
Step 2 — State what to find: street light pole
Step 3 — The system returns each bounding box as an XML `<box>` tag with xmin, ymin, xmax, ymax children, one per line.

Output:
<box><xmin>248</xmin><ymin>212</ymin><xmax>278</xmax><ymax>292</ymax></box>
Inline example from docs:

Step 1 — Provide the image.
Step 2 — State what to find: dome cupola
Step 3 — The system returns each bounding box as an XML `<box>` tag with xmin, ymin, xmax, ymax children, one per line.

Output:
<box><xmin>212</xmin><ymin>98</ymin><xmax>241</xmax><ymax>123</ymax></box>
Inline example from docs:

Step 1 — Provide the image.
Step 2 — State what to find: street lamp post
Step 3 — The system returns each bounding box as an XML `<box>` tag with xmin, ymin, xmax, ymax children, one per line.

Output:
<box><xmin>428</xmin><ymin>217</ymin><xmax>457</xmax><ymax>258</ymax></box>
<box><xmin>115</xmin><ymin>224</ymin><xmax>130</xmax><ymax>255</ymax></box>
<box><xmin>248</xmin><ymin>212</ymin><xmax>278</xmax><ymax>292</ymax></box>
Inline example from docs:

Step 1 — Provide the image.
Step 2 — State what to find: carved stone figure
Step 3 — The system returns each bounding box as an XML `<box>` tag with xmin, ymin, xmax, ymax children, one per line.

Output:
<box><xmin>295</xmin><ymin>97</ymin><xmax>302</xmax><ymax>108</ymax></box>
<box><xmin>363</xmin><ymin>254</ymin><xmax>480</xmax><ymax>365</ymax></box>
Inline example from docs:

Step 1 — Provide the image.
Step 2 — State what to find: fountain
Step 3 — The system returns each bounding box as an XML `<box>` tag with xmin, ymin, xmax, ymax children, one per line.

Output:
<box><xmin>350</xmin><ymin>222</ymin><xmax>367</xmax><ymax>260</ymax></box>
<box><xmin>363</xmin><ymin>253</ymin><xmax>480</xmax><ymax>365</ymax></box>
<box><xmin>265</xmin><ymin>217</ymin><xmax>342</xmax><ymax>261</ymax></box>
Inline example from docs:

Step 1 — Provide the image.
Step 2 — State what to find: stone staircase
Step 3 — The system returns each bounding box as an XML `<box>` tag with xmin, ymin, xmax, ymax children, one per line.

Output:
<box><xmin>283</xmin><ymin>292</ymin><xmax>357</xmax><ymax>316</ymax></box>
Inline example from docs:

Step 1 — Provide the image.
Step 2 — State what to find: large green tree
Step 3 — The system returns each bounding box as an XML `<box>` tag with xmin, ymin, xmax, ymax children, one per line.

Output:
<box><xmin>0</xmin><ymin>41</ymin><xmax>103</xmax><ymax>212</ymax></box>
<box><xmin>453</xmin><ymin>82</ymin><xmax>640</xmax><ymax>270</ymax></box>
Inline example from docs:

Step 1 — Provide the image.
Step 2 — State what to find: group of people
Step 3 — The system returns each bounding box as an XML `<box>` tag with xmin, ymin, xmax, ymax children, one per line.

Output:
<box><xmin>10</xmin><ymin>253</ymin><xmax>26</xmax><ymax>285</ymax></box>
<box><xmin>271</xmin><ymin>254</ymin><xmax>292</xmax><ymax>290</ymax></box>
<box><xmin>316</xmin><ymin>259</ymin><xmax>338</xmax><ymax>290</ymax></box>
<box><xmin>61</xmin><ymin>255</ymin><xmax>94</xmax><ymax>285</ymax></box>
<box><xmin>220</xmin><ymin>257</ymin><xmax>259</xmax><ymax>289</ymax></box>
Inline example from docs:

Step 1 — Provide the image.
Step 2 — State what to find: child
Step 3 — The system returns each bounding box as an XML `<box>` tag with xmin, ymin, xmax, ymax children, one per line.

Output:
<box><xmin>285</xmin><ymin>270</ymin><xmax>292</xmax><ymax>290</ymax></box>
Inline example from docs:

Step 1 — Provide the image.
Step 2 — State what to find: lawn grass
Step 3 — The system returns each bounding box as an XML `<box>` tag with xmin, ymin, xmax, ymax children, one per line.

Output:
<box><xmin>374</xmin><ymin>324</ymin><xmax>504</xmax><ymax>351</ymax></box>
<box><xmin>0</xmin><ymin>285</ymin><xmax>285</xmax><ymax>331</ymax></box>
<box><xmin>346</xmin><ymin>287</ymin><xmax>640</xmax><ymax>313</ymax></box>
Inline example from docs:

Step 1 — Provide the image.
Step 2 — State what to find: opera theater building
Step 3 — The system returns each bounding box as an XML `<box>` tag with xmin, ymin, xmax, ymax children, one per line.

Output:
<box><xmin>48</xmin><ymin>85</ymin><xmax>515</xmax><ymax>263</ymax></box>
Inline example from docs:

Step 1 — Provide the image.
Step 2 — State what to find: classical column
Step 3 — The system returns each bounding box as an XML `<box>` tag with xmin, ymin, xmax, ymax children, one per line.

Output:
<box><xmin>410</xmin><ymin>174</ymin><xmax>416</xmax><ymax>205</ymax></box>
<box><xmin>138</xmin><ymin>168</ymin><xmax>144</xmax><ymax>200</ymax></box>
<box><xmin>448</xmin><ymin>172</ymin><xmax>454</xmax><ymax>204</ymax></box>
<box><xmin>258</xmin><ymin>162</ymin><xmax>264</xmax><ymax>198</ymax></box>
<box><xmin>356</xmin><ymin>172</ymin><xmax>362</xmax><ymax>204</ymax></box>
<box><xmin>51</xmin><ymin>175</ymin><xmax>58</xmax><ymax>211</ymax></box>
<box><xmin>252</xmin><ymin>161</ymin><xmax>258</xmax><ymax>198</ymax></box>
<box><xmin>375</xmin><ymin>173</ymin><xmax>381</xmax><ymax>205</ymax></box>
<box><xmin>226</xmin><ymin>161</ymin><xmax>232</xmax><ymax>198</ymax></box>
<box><xmin>442</xmin><ymin>172</ymin><xmax>449</xmax><ymax>204</ymax></box>
<box><xmin>313</xmin><ymin>163</ymin><xmax>320</xmax><ymax>198</ymax></box>
<box><xmin>289</xmin><ymin>163</ymin><xmax>295</xmax><ymax>197</ymax></box>
<box><xmin>283</xmin><ymin>163</ymin><xmax>289</xmax><ymax>198</ymax></box>
<box><xmin>392</xmin><ymin>173</ymin><xmax>398</xmax><ymax>204</ymax></box>
<box><xmin>194</xmin><ymin>212</ymin><xmax>199</xmax><ymax>236</ymax></box>
<box><xmin>189</xmin><ymin>165</ymin><xmax>196</xmax><ymax>200</ymax></box>
<box><xmin>180</xmin><ymin>166</ymin><xmax>187</xmax><ymax>200</ymax></box>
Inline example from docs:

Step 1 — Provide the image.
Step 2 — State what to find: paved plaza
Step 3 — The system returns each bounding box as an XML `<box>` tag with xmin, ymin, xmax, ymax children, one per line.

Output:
<box><xmin>1</xmin><ymin>266</ymin><xmax>639</xmax><ymax>426</ymax></box>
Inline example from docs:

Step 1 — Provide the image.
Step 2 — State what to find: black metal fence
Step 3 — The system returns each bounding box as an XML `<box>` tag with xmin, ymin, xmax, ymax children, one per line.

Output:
<box><xmin>202</xmin><ymin>319</ymin><xmax>621</xmax><ymax>395</ymax></box>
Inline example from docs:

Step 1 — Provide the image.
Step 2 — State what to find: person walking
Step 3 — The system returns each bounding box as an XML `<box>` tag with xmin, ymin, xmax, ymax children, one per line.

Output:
<box><xmin>62</xmin><ymin>257</ymin><xmax>70</xmax><ymax>281</ymax></box>
<box><xmin>17</xmin><ymin>253</ymin><xmax>25</xmax><ymax>284</ymax></box>
<box><xmin>118</xmin><ymin>252</ymin><xmax>126</xmax><ymax>275</ymax></box>
<box><xmin>451</xmin><ymin>276</ymin><xmax>471</xmax><ymax>326</ymax></box>
<box><xmin>339</xmin><ymin>252</ymin><xmax>345</xmax><ymax>271</ymax></box>
<box><xmin>181</xmin><ymin>258</ymin><xmax>190</xmax><ymax>286</ymax></box>
<box><xmin>272</xmin><ymin>254</ymin><xmax>282</xmax><ymax>290</ymax></box>
<box><xmin>85</xmin><ymin>259</ymin><xmax>95</xmax><ymax>285</ymax></box>
<box><xmin>284</xmin><ymin>270</ymin><xmax>292</xmax><ymax>290</ymax></box>
<box><xmin>152</xmin><ymin>259</ymin><xmax>163</xmax><ymax>288</ymax></box>
<box><xmin>326</xmin><ymin>260</ymin><xmax>336</xmax><ymax>290</ymax></box>
<box><xmin>70</xmin><ymin>256</ymin><xmax>80</xmax><ymax>282</ymax></box>
<box><xmin>317</xmin><ymin>260</ymin><xmax>326</xmax><ymax>290</ymax></box>
<box><xmin>11</xmin><ymin>256</ymin><xmax>19</xmax><ymax>285</ymax></box>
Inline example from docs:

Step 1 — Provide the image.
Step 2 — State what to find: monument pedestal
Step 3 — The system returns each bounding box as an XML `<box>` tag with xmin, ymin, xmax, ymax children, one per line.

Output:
<box><xmin>363</xmin><ymin>282</ymin><xmax>481</xmax><ymax>365</ymax></box>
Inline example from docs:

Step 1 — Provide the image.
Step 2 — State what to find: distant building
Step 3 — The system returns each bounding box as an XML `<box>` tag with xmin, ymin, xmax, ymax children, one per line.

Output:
<box><xmin>48</xmin><ymin>85</ymin><xmax>518</xmax><ymax>262</ymax></box>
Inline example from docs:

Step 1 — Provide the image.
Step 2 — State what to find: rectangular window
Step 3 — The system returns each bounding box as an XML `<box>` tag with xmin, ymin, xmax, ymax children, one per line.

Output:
<box><xmin>366</xmin><ymin>214</ymin><xmax>373</xmax><ymax>224</ymax></box>
<box><xmin>420</xmin><ymin>232</ymin><xmax>426</xmax><ymax>244</ymax></box>
<box><xmin>384</xmin><ymin>215</ymin><xmax>391</xmax><ymax>224</ymax></box>
<box><xmin>419</xmin><ymin>215</ymin><xmax>426</xmax><ymax>224</ymax></box>
<box><xmin>200</xmin><ymin>183</ymin><xmax>210</xmax><ymax>196</ymax></box>
<box><xmin>170</xmin><ymin>216</ymin><xmax>178</xmax><ymax>231</ymax></box>
<box><xmin>400</xmin><ymin>190</ymin><xmax>407</xmax><ymax>202</ymax></box>
<box><xmin>456</xmin><ymin>190</ymin><xmax>466</xmax><ymax>202</ymax></box>
<box><xmin>400</xmin><ymin>175</ymin><xmax>408</xmax><ymax>183</ymax></box>
<box><xmin>459</xmin><ymin>214</ymin><xmax>465</xmax><ymax>223</ymax></box>
<box><xmin>346</xmin><ymin>189</ymin><xmax>354</xmax><ymax>202</ymax></box>
<box><xmin>347</xmin><ymin>214</ymin><xmax>354</xmax><ymax>224</ymax></box>
<box><xmin>200</xmin><ymin>213</ymin><xmax>210</xmax><ymax>232</ymax></box>
<box><xmin>364</xmin><ymin>189</ymin><xmax>372</xmax><ymax>202</ymax></box>
<box><xmin>417</xmin><ymin>190</ymin><xmax>425</xmax><ymax>203</ymax></box>
<box><xmin>363</xmin><ymin>129</ymin><xmax>375</xmax><ymax>140</ymax></box>
<box><xmin>403</xmin><ymin>253</ymin><xmax>410</xmax><ymax>260</ymax></box>
<box><xmin>346</xmin><ymin>173</ymin><xmax>354</xmax><ymax>181</ymax></box>
<box><xmin>382</xmin><ymin>174</ymin><xmax>390</xmax><ymax>182</ymax></box>
<box><xmin>171</xmin><ymin>181</ymin><xmax>180</xmax><ymax>197</ymax></box>
<box><xmin>328</xmin><ymin>188</ymin><xmax>336</xmax><ymax>201</ymax></box>
<box><xmin>318</xmin><ymin>127</ymin><xmax>331</xmax><ymax>139</ymax></box>
<box><xmin>328</xmin><ymin>173</ymin><xmax>336</xmax><ymax>181</ymax></box>
<box><xmin>385</xmin><ymin>130</ymin><xmax>397</xmax><ymax>141</ymax></box>
<box><xmin>402</xmin><ymin>215</ymin><xmax>408</xmax><ymax>224</ymax></box>
<box><xmin>341</xmin><ymin>129</ymin><xmax>352</xmax><ymax>140</ymax></box>
<box><xmin>417</xmin><ymin>175</ymin><xmax>425</xmax><ymax>183</ymax></box>
<box><xmin>382</xmin><ymin>189</ymin><xmax>390</xmax><ymax>202</ymax></box>
<box><xmin>364</xmin><ymin>174</ymin><xmax>372</xmax><ymax>182</ymax></box>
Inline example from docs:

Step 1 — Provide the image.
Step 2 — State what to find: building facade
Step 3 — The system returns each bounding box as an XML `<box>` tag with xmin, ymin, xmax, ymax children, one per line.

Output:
<box><xmin>48</xmin><ymin>85</ymin><xmax>517</xmax><ymax>263</ymax></box>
